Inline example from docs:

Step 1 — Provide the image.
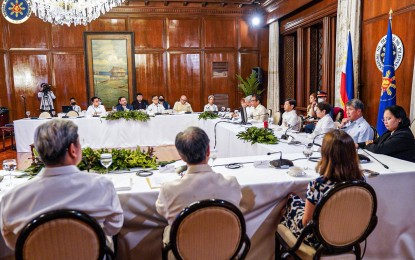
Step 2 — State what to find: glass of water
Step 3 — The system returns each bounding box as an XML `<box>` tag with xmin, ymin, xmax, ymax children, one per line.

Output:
<box><xmin>3</xmin><ymin>159</ymin><xmax>16</xmax><ymax>187</ymax></box>
<box><xmin>25</xmin><ymin>111</ymin><xmax>30</xmax><ymax>118</ymax></box>
<box><xmin>302</xmin><ymin>146</ymin><xmax>313</xmax><ymax>170</ymax></box>
<box><xmin>209</xmin><ymin>149</ymin><xmax>218</xmax><ymax>166</ymax></box>
<box><xmin>100</xmin><ymin>153</ymin><xmax>112</xmax><ymax>173</ymax></box>
<box><xmin>51</xmin><ymin>111</ymin><xmax>56</xmax><ymax>117</ymax></box>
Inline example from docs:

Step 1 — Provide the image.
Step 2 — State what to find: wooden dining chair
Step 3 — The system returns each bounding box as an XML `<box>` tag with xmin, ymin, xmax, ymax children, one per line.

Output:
<box><xmin>162</xmin><ymin>199</ymin><xmax>250</xmax><ymax>260</ymax></box>
<box><xmin>66</xmin><ymin>110</ymin><xmax>79</xmax><ymax>117</ymax></box>
<box><xmin>275</xmin><ymin>181</ymin><xmax>378</xmax><ymax>260</ymax></box>
<box><xmin>38</xmin><ymin>112</ymin><xmax>52</xmax><ymax>119</ymax></box>
<box><xmin>15</xmin><ymin>209</ymin><xmax>115</xmax><ymax>260</ymax></box>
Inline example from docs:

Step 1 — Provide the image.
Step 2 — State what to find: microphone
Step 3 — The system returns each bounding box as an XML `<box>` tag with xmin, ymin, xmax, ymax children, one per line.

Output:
<box><xmin>281</xmin><ymin>122</ymin><xmax>300</xmax><ymax>140</ymax></box>
<box><xmin>310</xmin><ymin>133</ymin><xmax>326</xmax><ymax>147</ymax></box>
<box><xmin>20</xmin><ymin>95</ymin><xmax>26</xmax><ymax>99</ymax></box>
<box><xmin>360</xmin><ymin>148</ymin><xmax>389</xmax><ymax>169</ymax></box>
<box><xmin>267</xmin><ymin>151</ymin><xmax>294</xmax><ymax>169</ymax></box>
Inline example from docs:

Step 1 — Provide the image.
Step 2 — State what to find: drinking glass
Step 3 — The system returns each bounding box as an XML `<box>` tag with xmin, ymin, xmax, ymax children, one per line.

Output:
<box><xmin>209</xmin><ymin>149</ymin><xmax>218</xmax><ymax>166</ymax></box>
<box><xmin>51</xmin><ymin>111</ymin><xmax>56</xmax><ymax>117</ymax></box>
<box><xmin>3</xmin><ymin>159</ymin><xmax>16</xmax><ymax>187</ymax></box>
<box><xmin>25</xmin><ymin>111</ymin><xmax>30</xmax><ymax>118</ymax></box>
<box><xmin>112</xmin><ymin>106</ymin><xmax>117</xmax><ymax>112</ymax></box>
<box><xmin>221</xmin><ymin>107</ymin><xmax>226</xmax><ymax>112</ymax></box>
<box><xmin>226</xmin><ymin>108</ymin><xmax>231</xmax><ymax>113</ymax></box>
<box><xmin>100</xmin><ymin>153</ymin><xmax>113</xmax><ymax>173</ymax></box>
<box><xmin>302</xmin><ymin>146</ymin><xmax>313</xmax><ymax>170</ymax></box>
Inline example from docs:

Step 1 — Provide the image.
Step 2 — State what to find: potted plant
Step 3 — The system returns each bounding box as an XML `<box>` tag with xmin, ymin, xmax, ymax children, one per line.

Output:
<box><xmin>236</xmin><ymin>71</ymin><xmax>264</xmax><ymax>96</ymax></box>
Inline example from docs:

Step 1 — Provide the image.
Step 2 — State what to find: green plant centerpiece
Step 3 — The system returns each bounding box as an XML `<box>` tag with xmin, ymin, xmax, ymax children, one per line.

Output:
<box><xmin>198</xmin><ymin>111</ymin><xmax>220</xmax><ymax>120</ymax></box>
<box><xmin>236</xmin><ymin>71</ymin><xmax>264</xmax><ymax>96</ymax></box>
<box><xmin>104</xmin><ymin>110</ymin><xmax>150</xmax><ymax>122</ymax></box>
<box><xmin>236</xmin><ymin>127</ymin><xmax>279</xmax><ymax>145</ymax></box>
<box><xmin>23</xmin><ymin>146</ymin><xmax>159</xmax><ymax>176</ymax></box>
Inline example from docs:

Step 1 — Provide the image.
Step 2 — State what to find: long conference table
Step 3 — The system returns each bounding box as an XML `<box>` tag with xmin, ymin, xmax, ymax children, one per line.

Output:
<box><xmin>5</xmin><ymin>116</ymin><xmax>415</xmax><ymax>259</ymax></box>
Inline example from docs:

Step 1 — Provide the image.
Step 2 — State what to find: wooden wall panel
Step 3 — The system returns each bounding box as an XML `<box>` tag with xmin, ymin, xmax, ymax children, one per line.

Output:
<box><xmin>135</xmin><ymin>53</ymin><xmax>166</xmax><ymax>100</ymax></box>
<box><xmin>0</xmin><ymin>54</ymin><xmax>9</xmax><ymax>109</ymax></box>
<box><xmin>204</xmin><ymin>52</ymin><xmax>237</xmax><ymax>108</ymax></box>
<box><xmin>7</xmin><ymin>18</ymin><xmax>49</xmax><ymax>49</ymax></box>
<box><xmin>51</xmin><ymin>25</ymin><xmax>86</xmax><ymax>49</ymax></box>
<box><xmin>239</xmin><ymin>19</ymin><xmax>259</xmax><ymax>49</ymax></box>
<box><xmin>168</xmin><ymin>53</ymin><xmax>201</xmax><ymax>110</ymax></box>
<box><xmin>10</xmin><ymin>53</ymin><xmax>49</xmax><ymax>119</ymax></box>
<box><xmin>88</xmin><ymin>18</ymin><xmax>127</xmax><ymax>31</ymax></box>
<box><xmin>52</xmin><ymin>54</ymin><xmax>88</xmax><ymax>109</ymax></box>
<box><xmin>361</xmin><ymin>5</ymin><xmax>415</xmax><ymax>125</ymax></box>
<box><xmin>204</xmin><ymin>18</ymin><xmax>236</xmax><ymax>48</ymax></box>
<box><xmin>363</xmin><ymin>0</ymin><xmax>415</xmax><ymax>20</ymax></box>
<box><xmin>238</xmin><ymin>52</ymin><xmax>260</xmax><ymax>103</ymax></box>
<box><xmin>130</xmin><ymin>18</ymin><xmax>164</xmax><ymax>49</ymax></box>
<box><xmin>0</xmin><ymin>17</ymin><xmax>5</xmax><ymax>49</ymax></box>
<box><xmin>167</xmin><ymin>18</ymin><xmax>201</xmax><ymax>49</ymax></box>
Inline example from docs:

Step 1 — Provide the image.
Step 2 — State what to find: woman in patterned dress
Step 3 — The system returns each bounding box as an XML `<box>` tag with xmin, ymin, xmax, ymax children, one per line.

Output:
<box><xmin>280</xmin><ymin>129</ymin><xmax>364</xmax><ymax>247</ymax></box>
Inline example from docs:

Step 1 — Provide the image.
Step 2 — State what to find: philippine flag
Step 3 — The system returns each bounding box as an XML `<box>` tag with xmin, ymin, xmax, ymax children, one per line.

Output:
<box><xmin>340</xmin><ymin>31</ymin><xmax>354</xmax><ymax>111</ymax></box>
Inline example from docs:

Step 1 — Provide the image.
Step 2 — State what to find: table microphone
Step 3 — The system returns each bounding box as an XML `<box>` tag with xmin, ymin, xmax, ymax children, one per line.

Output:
<box><xmin>267</xmin><ymin>151</ymin><xmax>294</xmax><ymax>169</ymax></box>
<box><xmin>360</xmin><ymin>148</ymin><xmax>389</xmax><ymax>169</ymax></box>
<box><xmin>281</xmin><ymin>122</ymin><xmax>300</xmax><ymax>140</ymax></box>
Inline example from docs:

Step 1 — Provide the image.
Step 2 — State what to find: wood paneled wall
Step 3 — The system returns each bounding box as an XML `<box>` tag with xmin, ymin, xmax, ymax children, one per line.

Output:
<box><xmin>361</xmin><ymin>0</ymin><xmax>415</xmax><ymax>125</ymax></box>
<box><xmin>0</xmin><ymin>6</ymin><xmax>267</xmax><ymax>121</ymax></box>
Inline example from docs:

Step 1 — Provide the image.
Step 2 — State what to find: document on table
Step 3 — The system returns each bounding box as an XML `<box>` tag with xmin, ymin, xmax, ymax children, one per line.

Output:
<box><xmin>146</xmin><ymin>174</ymin><xmax>180</xmax><ymax>189</ymax></box>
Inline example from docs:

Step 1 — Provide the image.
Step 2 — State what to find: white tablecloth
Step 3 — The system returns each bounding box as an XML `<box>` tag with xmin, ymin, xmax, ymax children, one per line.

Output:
<box><xmin>1</xmin><ymin>151</ymin><xmax>412</xmax><ymax>259</ymax></box>
<box><xmin>14</xmin><ymin>114</ymin><xmax>200</xmax><ymax>153</ymax></box>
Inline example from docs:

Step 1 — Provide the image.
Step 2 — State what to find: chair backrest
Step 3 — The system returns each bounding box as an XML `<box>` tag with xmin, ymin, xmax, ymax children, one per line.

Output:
<box><xmin>166</xmin><ymin>199</ymin><xmax>250</xmax><ymax>260</ymax></box>
<box><xmin>66</xmin><ymin>110</ymin><xmax>79</xmax><ymax>117</ymax></box>
<box><xmin>411</xmin><ymin>119</ymin><xmax>415</xmax><ymax>138</ymax></box>
<box><xmin>213</xmin><ymin>94</ymin><xmax>229</xmax><ymax>109</ymax></box>
<box><xmin>333</xmin><ymin>107</ymin><xmax>344</xmax><ymax>122</ymax></box>
<box><xmin>297</xmin><ymin>116</ymin><xmax>303</xmax><ymax>131</ymax></box>
<box><xmin>39</xmin><ymin>112</ymin><xmax>52</xmax><ymax>119</ymax></box>
<box><xmin>370</xmin><ymin>125</ymin><xmax>378</xmax><ymax>139</ymax></box>
<box><xmin>312</xmin><ymin>181</ymin><xmax>378</xmax><ymax>250</ymax></box>
<box><xmin>15</xmin><ymin>209</ymin><xmax>107</xmax><ymax>260</ymax></box>
<box><xmin>273</xmin><ymin>111</ymin><xmax>282</xmax><ymax>125</ymax></box>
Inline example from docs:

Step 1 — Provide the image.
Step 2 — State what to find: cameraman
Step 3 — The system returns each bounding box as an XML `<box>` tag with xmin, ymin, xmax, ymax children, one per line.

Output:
<box><xmin>37</xmin><ymin>83</ymin><xmax>56</xmax><ymax>112</ymax></box>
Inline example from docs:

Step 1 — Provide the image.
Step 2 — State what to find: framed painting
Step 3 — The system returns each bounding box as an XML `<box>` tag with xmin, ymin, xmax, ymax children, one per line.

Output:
<box><xmin>84</xmin><ymin>32</ymin><xmax>135</xmax><ymax>108</ymax></box>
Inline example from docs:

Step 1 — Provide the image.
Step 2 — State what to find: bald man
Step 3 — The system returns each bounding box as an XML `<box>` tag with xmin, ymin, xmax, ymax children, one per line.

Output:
<box><xmin>173</xmin><ymin>95</ymin><xmax>193</xmax><ymax>113</ymax></box>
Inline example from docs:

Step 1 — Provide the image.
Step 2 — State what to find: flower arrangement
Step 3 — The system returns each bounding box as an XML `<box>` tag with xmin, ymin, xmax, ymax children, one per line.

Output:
<box><xmin>198</xmin><ymin>111</ymin><xmax>220</xmax><ymax>120</ymax></box>
<box><xmin>104</xmin><ymin>110</ymin><xmax>150</xmax><ymax>122</ymax></box>
<box><xmin>236</xmin><ymin>127</ymin><xmax>279</xmax><ymax>145</ymax></box>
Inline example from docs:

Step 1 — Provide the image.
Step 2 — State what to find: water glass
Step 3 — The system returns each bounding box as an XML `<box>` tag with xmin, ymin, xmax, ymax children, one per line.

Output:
<box><xmin>3</xmin><ymin>159</ymin><xmax>16</xmax><ymax>187</ymax></box>
<box><xmin>221</xmin><ymin>107</ymin><xmax>226</xmax><ymax>112</ymax></box>
<box><xmin>209</xmin><ymin>149</ymin><xmax>218</xmax><ymax>166</ymax></box>
<box><xmin>302</xmin><ymin>147</ymin><xmax>313</xmax><ymax>170</ymax></box>
<box><xmin>100</xmin><ymin>153</ymin><xmax>113</xmax><ymax>173</ymax></box>
<box><xmin>25</xmin><ymin>111</ymin><xmax>30</xmax><ymax>118</ymax></box>
<box><xmin>51</xmin><ymin>111</ymin><xmax>56</xmax><ymax>117</ymax></box>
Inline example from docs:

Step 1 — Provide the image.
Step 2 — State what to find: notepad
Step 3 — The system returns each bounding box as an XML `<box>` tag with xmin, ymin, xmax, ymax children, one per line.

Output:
<box><xmin>146</xmin><ymin>174</ymin><xmax>179</xmax><ymax>189</ymax></box>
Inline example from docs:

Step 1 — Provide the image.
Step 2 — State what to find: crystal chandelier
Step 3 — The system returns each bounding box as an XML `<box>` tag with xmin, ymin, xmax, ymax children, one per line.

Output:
<box><xmin>31</xmin><ymin>0</ymin><xmax>125</xmax><ymax>26</ymax></box>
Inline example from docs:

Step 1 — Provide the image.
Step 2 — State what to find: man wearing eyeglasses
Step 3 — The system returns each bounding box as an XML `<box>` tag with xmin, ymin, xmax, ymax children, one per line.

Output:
<box><xmin>337</xmin><ymin>99</ymin><xmax>373</xmax><ymax>143</ymax></box>
<box><xmin>173</xmin><ymin>95</ymin><xmax>193</xmax><ymax>113</ymax></box>
<box><xmin>250</xmin><ymin>94</ymin><xmax>268</xmax><ymax>122</ymax></box>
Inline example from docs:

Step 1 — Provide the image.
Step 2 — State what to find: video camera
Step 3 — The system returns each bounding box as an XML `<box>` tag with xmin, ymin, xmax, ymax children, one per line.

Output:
<box><xmin>40</xmin><ymin>83</ymin><xmax>52</xmax><ymax>93</ymax></box>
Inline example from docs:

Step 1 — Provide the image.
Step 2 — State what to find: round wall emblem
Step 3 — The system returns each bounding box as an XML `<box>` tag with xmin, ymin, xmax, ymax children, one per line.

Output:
<box><xmin>375</xmin><ymin>34</ymin><xmax>404</xmax><ymax>72</ymax></box>
<box><xmin>2</xmin><ymin>0</ymin><xmax>32</xmax><ymax>24</ymax></box>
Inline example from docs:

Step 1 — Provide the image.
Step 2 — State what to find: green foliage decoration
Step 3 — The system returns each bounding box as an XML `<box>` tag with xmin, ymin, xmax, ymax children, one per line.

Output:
<box><xmin>22</xmin><ymin>147</ymin><xmax>159</xmax><ymax>176</ymax></box>
<box><xmin>236</xmin><ymin>127</ymin><xmax>279</xmax><ymax>145</ymax></box>
<box><xmin>198</xmin><ymin>111</ymin><xmax>220</xmax><ymax>120</ymax></box>
<box><xmin>236</xmin><ymin>71</ymin><xmax>264</xmax><ymax>96</ymax></box>
<box><xmin>104</xmin><ymin>110</ymin><xmax>150</xmax><ymax>122</ymax></box>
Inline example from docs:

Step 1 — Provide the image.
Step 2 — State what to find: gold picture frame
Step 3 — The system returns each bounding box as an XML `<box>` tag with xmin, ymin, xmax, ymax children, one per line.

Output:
<box><xmin>84</xmin><ymin>32</ymin><xmax>135</xmax><ymax>107</ymax></box>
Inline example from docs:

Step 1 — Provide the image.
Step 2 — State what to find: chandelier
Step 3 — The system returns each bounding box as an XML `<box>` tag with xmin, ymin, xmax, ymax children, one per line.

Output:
<box><xmin>31</xmin><ymin>0</ymin><xmax>125</xmax><ymax>26</ymax></box>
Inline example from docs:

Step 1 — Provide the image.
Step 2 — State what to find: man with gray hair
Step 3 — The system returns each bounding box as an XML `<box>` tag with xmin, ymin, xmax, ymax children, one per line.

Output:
<box><xmin>338</xmin><ymin>98</ymin><xmax>373</xmax><ymax>143</ymax></box>
<box><xmin>0</xmin><ymin>120</ymin><xmax>123</xmax><ymax>250</ymax></box>
<box><xmin>155</xmin><ymin>127</ymin><xmax>241</xmax><ymax>242</ymax></box>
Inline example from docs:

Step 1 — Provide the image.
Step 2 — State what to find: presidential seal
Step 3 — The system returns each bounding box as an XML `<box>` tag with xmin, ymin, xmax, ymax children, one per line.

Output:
<box><xmin>375</xmin><ymin>34</ymin><xmax>404</xmax><ymax>72</ymax></box>
<box><xmin>2</xmin><ymin>0</ymin><xmax>32</xmax><ymax>24</ymax></box>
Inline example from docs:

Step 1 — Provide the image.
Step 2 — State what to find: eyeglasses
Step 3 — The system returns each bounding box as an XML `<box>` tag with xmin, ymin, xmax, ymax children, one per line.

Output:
<box><xmin>381</xmin><ymin>117</ymin><xmax>392</xmax><ymax>122</ymax></box>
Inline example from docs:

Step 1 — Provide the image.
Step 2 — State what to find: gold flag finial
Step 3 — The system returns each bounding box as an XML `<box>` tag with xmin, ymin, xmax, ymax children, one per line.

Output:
<box><xmin>389</xmin><ymin>9</ymin><xmax>393</xmax><ymax>20</ymax></box>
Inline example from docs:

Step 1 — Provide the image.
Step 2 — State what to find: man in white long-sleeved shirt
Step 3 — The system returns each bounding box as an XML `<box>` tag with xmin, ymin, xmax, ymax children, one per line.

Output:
<box><xmin>0</xmin><ymin>120</ymin><xmax>123</xmax><ymax>250</ymax></box>
<box><xmin>282</xmin><ymin>98</ymin><xmax>299</xmax><ymax>131</ymax></box>
<box><xmin>86</xmin><ymin>96</ymin><xmax>106</xmax><ymax>115</ymax></box>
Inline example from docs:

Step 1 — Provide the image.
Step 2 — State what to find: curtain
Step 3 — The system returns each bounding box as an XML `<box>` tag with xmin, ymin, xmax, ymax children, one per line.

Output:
<box><xmin>334</xmin><ymin>0</ymin><xmax>361</xmax><ymax>107</ymax></box>
<box><xmin>267</xmin><ymin>21</ymin><xmax>280</xmax><ymax>115</ymax></box>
